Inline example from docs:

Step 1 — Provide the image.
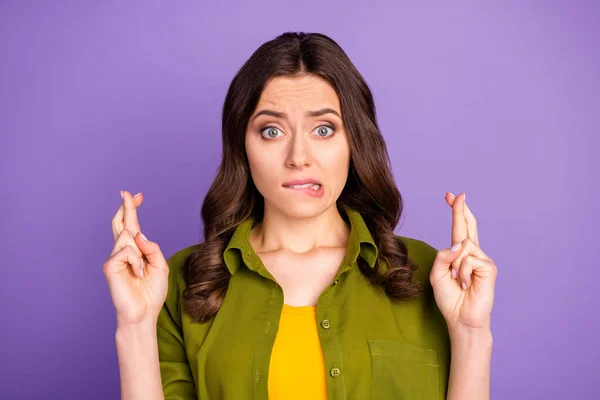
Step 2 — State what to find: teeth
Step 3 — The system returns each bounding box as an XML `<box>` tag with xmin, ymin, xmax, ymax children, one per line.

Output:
<box><xmin>289</xmin><ymin>183</ymin><xmax>321</xmax><ymax>190</ymax></box>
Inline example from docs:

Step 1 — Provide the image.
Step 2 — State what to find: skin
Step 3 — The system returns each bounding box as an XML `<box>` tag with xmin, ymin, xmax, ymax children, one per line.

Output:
<box><xmin>244</xmin><ymin>74</ymin><xmax>354</xmax><ymax>305</ymax></box>
<box><xmin>105</xmin><ymin>190</ymin><xmax>168</xmax><ymax>400</ymax></box>
<box><xmin>105</xmin><ymin>74</ymin><xmax>497</xmax><ymax>399</ymax></box>
<box><xmin>432</xmin><ymin>191</ymin><xmax>496</xmax><ymax>399</ymax></box>
<box><xmin>245</xmin><ymin>74</ymin><xmax>352</xmax><ymax>253</ymax></box>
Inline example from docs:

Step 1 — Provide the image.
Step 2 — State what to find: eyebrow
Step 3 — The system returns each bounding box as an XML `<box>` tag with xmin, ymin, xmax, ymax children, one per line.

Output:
<box><xmin>250</xmin><ymin>107</ymin><xmax>342</xmax><ymax>122</ymax></box>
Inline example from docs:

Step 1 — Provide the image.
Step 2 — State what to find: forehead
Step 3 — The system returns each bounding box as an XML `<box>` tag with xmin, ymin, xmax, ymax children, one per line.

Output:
<box><xmin>256</xmin><ymin>74</ymin><xmax>341</xmax><ymax>111</ymax></box>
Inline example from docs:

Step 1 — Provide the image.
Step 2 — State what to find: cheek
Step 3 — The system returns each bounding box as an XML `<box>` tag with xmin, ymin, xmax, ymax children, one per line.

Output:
<box><xmin>322</xmin><ymin>144</ymin><xmax>351</xmax><ymax>172</ymax></box>
<box><xmin>316</xmin><ymin>145</ymin><xmax>350</xmax><ymax>193</ymax></box>
<box><xmin>246</xmin><ymin>141</ymin><xmax>279</xmax><ymax>188</ymax></box>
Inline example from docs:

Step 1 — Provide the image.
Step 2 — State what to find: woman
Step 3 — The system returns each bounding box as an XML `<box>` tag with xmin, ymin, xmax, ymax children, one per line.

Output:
<box><xmin>104</xmin><ymin>32</ymin><xmax>496</xmax><ymax>400</ymax></box>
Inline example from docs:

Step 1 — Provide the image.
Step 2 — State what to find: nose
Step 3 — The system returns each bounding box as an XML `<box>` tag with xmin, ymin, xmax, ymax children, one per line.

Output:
<box><xmin>285</xmin><ymin>131</ymin><xmax>312</xmax><ymax>169</ymax></box>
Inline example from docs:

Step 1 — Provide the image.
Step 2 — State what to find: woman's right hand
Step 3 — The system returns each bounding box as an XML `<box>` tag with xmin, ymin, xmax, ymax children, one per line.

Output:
<box><xmin>103</xmin><ymin>190</ymin><xmax>169</xmax><ymax>327</ymax></box>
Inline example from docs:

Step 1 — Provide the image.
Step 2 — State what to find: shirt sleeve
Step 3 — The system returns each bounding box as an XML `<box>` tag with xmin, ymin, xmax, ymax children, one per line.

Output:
<box><xmin>398</xmin><ymin>236</ymin><xmax>452</xmax><ymax>399</ymax></box>
<box><xmin>156</xmin><ymin>251</ymin><xmax>197</xmax><ymax>400</ymax></box>
<box><xmin>416</xmin><ymin>239</ymin><xmax>452</xmax><ymax>399</ymax></box>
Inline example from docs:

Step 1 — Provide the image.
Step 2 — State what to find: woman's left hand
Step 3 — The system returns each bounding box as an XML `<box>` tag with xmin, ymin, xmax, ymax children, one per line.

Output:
<box><xmin>430</xmin><ymin>192</ymin><xmax>497</xmax><ymax>335</ymax></box>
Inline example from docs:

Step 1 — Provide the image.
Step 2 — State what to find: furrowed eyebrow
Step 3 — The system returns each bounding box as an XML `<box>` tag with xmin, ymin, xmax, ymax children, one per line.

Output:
<box><xmin>251</xmin><ymin>107</ymin><xmax>342</xmax><ymax>122</ymax></box>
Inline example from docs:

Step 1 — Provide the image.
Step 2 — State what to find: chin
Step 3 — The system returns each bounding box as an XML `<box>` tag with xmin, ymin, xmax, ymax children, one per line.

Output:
<box><xmin>282</xmin><ymin>204</ymin><xmax>325</xmax><ymax>219</ymax></box>
<box><xmin>266</xmin><ymin>197</ymin><xmax>333</xmax><ymax>220</ymax></box>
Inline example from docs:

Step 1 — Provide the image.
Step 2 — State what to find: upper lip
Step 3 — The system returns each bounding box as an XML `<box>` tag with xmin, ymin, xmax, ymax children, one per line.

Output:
<box><xmin>282</xmin><ymin>178</ymin><xmax>322</xmax><ymax>187</ymax></box>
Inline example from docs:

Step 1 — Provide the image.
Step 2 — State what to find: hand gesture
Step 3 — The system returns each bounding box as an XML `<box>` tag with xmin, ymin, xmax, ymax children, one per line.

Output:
<box><xmin>103</xmin><ymin>190</ymin><xmax>169</xmax><ymax>326</ymax></box>
<box><xmin>429</xmin><ymin>192</ymin><xmax>498</xmax><ymax>334</ymax></box>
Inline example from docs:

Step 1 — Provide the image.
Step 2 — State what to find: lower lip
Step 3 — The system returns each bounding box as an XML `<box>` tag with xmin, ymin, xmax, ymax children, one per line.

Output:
<box><xmin>283</xmin><ymin>185</ymin><xmax>324</xmax><ymax>197</ymax></box>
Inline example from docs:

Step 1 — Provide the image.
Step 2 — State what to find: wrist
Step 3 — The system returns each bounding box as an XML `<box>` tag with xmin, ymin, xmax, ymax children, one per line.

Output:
<box><xmin>116</xmin><ymin>318</ymin><xmax>157</xmax><ymax>339</ymax></box>
<box><xmin>449</xmin><ymin>325</ymin><xmax>493</xmax><ymax>349</ymax></box>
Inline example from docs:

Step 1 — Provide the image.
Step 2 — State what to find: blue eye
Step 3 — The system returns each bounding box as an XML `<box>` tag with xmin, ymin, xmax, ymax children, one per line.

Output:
<box><xmin>259</xmin><ymin>124</ymin><xmax>335</xmax><ymax>139</ymax></box>
<box><xmin>260</xmin><ymin>127</ymin><xmax>283</xmax><ymax>139</ymax></box>
<box><xmin>314</xmin><ymin>125</ymin><xmax>335</xmax><ymax>138</ymax></box>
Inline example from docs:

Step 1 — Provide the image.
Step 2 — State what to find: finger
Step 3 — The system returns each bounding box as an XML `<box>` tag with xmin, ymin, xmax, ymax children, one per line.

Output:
<box><xmin>134</xmin><ymin>232</ymin><xmax>167</xmax><ymax>272</ymax></box>
<box><xmin>446</xmin><ymin>192</ymin><xmax>479</xmax><ymax>247</ymax></box>
<box><xmin>430</xmin><ymin>244</ymin><xmax>463</xmax><ymax>285</ymax></box>
<box><xmin>451</xmin><ymin>192</ymin><xmax>468</xmax><ymax>246</ymax></box>
<box><xmin>112</xmin><ymin>205</ymin><xmax>125</xmax><ymax>241</ymax></box>
<box><xmin>445</xmin><ymin>192</ymin><xmax>456</xmax><ymax>207</ymax></box>
<box><xmin>457</xmin><ymin>254</ymin><xmax>497</xmax><ymax>290</ymax></box>
<box><xmin>132</xmin><ymin>192</ymin><xmax>144</xmax><ymax>205</ymax></box>
<box><xmin>451</xmin><ymin>237</ymin><xmax>493</xmax><ymax>278</ymax></box>
<box><xmin>104</xmin><ymin>245</ymin><xmax>144</xmax><ymax>278</ymax></box>
<box><xmin>463</xmin><ymin>201</ymin><xmax>479</xmax><ymax>246</ymax></box>
<box><xmin>112</xmin><ymin>192</ymin><xmax>144</xmax><ymax>241</ymax></box>
<box><xmin>111</xmin><ymin>229</ymin><xmax>144</xmax><ymax>260</ymax></box>
<box><xmin>123</xmin><ymin>190</ymin><xmax>142</xmax><ymax>237</ymax></box>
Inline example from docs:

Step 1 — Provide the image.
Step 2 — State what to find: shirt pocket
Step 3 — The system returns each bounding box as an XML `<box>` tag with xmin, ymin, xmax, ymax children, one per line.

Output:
<box><xmin>367</xmin><ymin>338</ymin><xmax>440</xmax><ymax>400</ymax></box>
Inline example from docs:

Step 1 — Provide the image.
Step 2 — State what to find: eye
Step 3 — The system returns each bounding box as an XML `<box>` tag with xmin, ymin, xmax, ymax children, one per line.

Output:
<box><xmin>260</xmin><ymin>126</ymin><xmax>283</xmax><ymax>139</ymax></box>
<box><xmin>314</xmin><ymin>124</ymin><xmax>335</xmax><ymax>138</ymax></box>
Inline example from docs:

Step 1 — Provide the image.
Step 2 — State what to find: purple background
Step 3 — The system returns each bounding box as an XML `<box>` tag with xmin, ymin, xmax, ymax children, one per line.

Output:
<box><xmin>1</xmin><ymin>1</ymin><xmax>598</xmax><ymax>398</ymax></box>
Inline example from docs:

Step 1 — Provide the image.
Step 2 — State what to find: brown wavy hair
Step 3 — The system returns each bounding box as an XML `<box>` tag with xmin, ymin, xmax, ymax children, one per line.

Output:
<box><xmin>183</xmin><ymin>32</ymin><xmax>424</xmax><ymax>323</ymax></box>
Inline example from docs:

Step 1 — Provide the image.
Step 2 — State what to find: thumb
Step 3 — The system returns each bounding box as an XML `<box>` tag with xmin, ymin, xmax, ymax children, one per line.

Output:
<box><xmin>431</xmin><ymin>244</ymin><xmax>463</xmax><ymax>277</ymax></box>
<box><xmin>134</xmin><ymin>232</ymin><xmax>167</xmax><ymax>268</ymax></box>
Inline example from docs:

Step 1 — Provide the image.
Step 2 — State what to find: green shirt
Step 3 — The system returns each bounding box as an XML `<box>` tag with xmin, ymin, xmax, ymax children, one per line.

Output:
<box><xmin>157</xmin><ymin>207</ymin><xmax>451</xmax><ymax>400</ymax></box>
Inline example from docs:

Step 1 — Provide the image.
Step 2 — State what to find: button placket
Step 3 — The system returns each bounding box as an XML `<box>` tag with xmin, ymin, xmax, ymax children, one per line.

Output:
<box><xmin>249</xmin><ymin>281</ymin><xmax>281</xmax><ymax>399</ymax></box>
<box><xmin>316</xmin><ymin>284</ymin><xmax>347</xmax><ymax>398</ymax></box>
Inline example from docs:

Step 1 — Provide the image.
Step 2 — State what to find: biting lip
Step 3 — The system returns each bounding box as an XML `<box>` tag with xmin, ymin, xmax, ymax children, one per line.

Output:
<box><xmin>282</xmin><ymin>179</ymin><xmax>322</xmax><ymax>187</ymax></box>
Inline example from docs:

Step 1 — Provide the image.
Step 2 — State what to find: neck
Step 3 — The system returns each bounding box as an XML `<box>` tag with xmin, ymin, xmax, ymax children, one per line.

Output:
<box><xmin>250</xmin><ymin>203</ymin><xmax>350</xmax><ymax>254</ymax></box>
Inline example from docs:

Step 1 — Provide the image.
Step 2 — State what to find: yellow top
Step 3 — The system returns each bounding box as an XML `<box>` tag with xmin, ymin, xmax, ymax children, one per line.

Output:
<box><xmin>267</xmin><ymin>303</ymin><xmax>328</xmax><ymax>399</ymax></box>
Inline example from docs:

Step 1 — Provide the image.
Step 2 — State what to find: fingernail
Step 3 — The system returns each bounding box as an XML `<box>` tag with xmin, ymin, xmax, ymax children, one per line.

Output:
<box><xmin>140</xmin><ymin>232</ymin><xmax>148</xmax><ymax>241</ymax></box>
<box><xmin>463</xmin><ymin>192</ymin><xmax>466</xmax><ymax>202</ymax></box>
<box><xmin>451</xmin><ymin>268</ymin><xmax>457</xmax><ymax>279</ymax></box>
<box><xmin>120</xmin><ymin>190</ymin><xmax>124</xmax><ymax>199</ymax></box>
<box><xmin>140</xmin><ymin>267</ymin><xmax>144</xmax><ymax>277</ymax></box>
<box><xmin>450</xmin><ymin>243</ymin><xmax>461</xmax><ymax>252</ymax></box>
<box><xmin>134</xmin><ymin>192</ymin><xmax>141</xmax><ymax>198</ymax></box>
<box><xmin>462</xmin><ymin>282</ymin><xmax>467</xmax><ymax>290</ymax></box>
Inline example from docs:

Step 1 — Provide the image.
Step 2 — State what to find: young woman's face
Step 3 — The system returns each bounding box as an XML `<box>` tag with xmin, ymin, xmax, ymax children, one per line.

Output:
<box><xmin>245</xmin><ymin>74</ymin><xmax>351</xmax><ymax>218</ymax></box>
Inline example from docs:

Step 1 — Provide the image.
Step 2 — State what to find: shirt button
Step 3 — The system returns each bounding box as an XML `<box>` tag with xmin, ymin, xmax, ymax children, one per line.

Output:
<box><xmin>321</xmin><ymin>319</ymin><xmax>330</xmax><ymax>329</ymax></box>
<box><xmin>332</xmin><ymin>279</ymin><xmax>339</xmax><ymax>286</ymax></box>
<box><xmin>264</xmin><ymin>321</ymin><xmax>270</xmax><ymax>333</ymax></box>
<box><xmin>255</xmin><ymin>369</ymin><xmax>260</xmax><ymax>382</ymax></box>
<box><xmin>330</xmin><ymin>367</ymin><xmax>341</xmax><ymax>377</ymax></box>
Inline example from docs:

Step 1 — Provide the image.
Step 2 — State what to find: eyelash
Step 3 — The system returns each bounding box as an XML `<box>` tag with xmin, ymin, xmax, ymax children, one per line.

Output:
<box><xmin>259</xmin><ymin>124</ymin><xmax>336</xmax><ymax>140</ymax></box>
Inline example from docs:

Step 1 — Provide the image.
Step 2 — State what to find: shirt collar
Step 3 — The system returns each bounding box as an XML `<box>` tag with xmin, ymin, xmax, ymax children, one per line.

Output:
<box><xmin>223</xmin><ymin>206</ymin><xmax>378</xmax><ymax>276</ymax></box>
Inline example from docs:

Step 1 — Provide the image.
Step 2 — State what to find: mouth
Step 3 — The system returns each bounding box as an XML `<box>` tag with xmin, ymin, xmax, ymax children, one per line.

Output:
<box><xmin>283</xmin><ymin>183</ymin><xmax>322</xmax><ymax>191</ymax></box>
<box><xmin>281</xmin><ymin>180</ymin><xmax>324</xmax><ymax>197</ymax></box>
